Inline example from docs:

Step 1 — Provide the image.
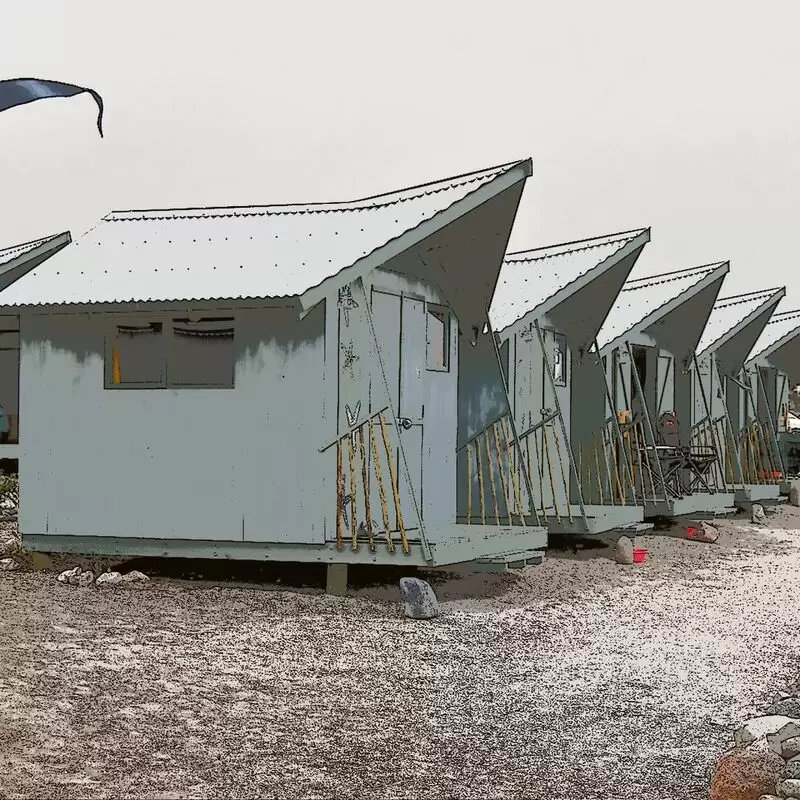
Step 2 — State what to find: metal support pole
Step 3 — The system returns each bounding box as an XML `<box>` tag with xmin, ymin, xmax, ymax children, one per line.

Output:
<box><xmin>355</xmin><ymin>278</ymin><xmax>432</xmax><ymax>562</ymax></box>
<box><xmin>594</xmin><ymin>340</ymin><xmax>639</xmax><ymax>504</ymax></box>
<box><xmin>692</xmin><ymin>353</ymin><xmax>727</xmax><ymax>492</ymax></box>
<box><xmin>534</xmin><ymin>320</ymin><xmax>589</xmax><ymax>530</ymax></box>
<box><xmin>625</xmin><ymin>341</ymin><xmax>668</xmax><ymax>495</ymax></box>
<box><xmin>756</xmin><ymin>366</ymin><xmax>787</xmax><ymax>477</ymax></box>
<box><xmin>486</xmin><ymin>314</ymin><xmax>540</xmax><ymax>527</ymax></box>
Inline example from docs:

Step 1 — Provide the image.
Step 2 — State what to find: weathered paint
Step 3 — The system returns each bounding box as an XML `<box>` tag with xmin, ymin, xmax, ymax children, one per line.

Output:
<box><xmin>19</xmin><ymin>305</ymin><xmax>329</xmax><ymax>543</ymax></box>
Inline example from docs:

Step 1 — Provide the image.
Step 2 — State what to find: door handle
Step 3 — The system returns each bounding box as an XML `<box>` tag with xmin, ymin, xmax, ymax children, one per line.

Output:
<box><xmin>397</xmin><ymin>417</ymin><xmax>413</xmax><ymax>430</ymax></box>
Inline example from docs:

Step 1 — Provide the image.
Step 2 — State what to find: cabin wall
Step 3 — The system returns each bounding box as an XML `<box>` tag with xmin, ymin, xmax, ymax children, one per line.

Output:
<box><xmin>19</xmin><ymin>305</ymin><xmax>328</xmax><ymax>544</ymax></box>
<box><xmin>0</xmin><ymin>315</ymin><xmax>19</xmax><ymax>444</ymax></box>
<box><xmin>569</xmin><ymin>349</ymin><xmax>607</xmax><ymax>504</ymax></box>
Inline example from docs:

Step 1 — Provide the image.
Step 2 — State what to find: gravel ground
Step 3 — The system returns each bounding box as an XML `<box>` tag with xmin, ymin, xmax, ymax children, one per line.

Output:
<box><xmin>2</xmin><ymin>508</ymin><xmax>800</xmax><ymax>799</ymax></box>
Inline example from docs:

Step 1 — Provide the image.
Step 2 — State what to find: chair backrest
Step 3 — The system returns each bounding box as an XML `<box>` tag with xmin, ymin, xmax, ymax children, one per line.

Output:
<box><xmin>657</xmin><ymin>411</ymin><xmax>681</xmax><ymax>447</ymax></box>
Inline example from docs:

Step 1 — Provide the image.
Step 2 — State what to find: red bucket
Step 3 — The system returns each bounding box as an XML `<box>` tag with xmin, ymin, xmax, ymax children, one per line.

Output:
<box><xmin>632</xmin><ymin>547</ymin><xmax>648</xmax><ymax>564</ymax></box>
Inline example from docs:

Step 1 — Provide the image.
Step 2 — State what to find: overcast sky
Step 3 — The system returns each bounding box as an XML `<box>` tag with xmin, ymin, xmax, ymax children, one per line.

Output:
<box><xmin>1</xmin><ymin>0</ymin><xmax>798</xmax><ymax>300</ymax></box>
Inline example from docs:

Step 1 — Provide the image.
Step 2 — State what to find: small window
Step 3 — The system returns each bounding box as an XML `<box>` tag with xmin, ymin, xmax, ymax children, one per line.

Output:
<box><xmin>107</xmin><ymin>321</ymin><xmax>165</xmax><ymax>388</ymax></box>
<box><xmin>426</xmin><ymin>305</ymin><xmax>449</xmax><ymax>372</ymax></box>
<box><xmin>106</xmin><ymin>317</ymin><xmax>235</xmax><ymax>389</ymax></box>
<box><xmin>168</xmin><ymin>318</ymin><xmax>235</xmax><ymax>388</ymax></box>
<box><xmin>551</xmin><ymin>331</ymin><xmax>567</xmax><ymax>386</ymax></box>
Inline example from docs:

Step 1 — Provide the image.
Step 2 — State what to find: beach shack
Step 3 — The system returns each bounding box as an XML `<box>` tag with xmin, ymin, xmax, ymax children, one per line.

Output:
<box><xmin>0</xmin><ymin>159</ymin><xmax>549</xmax><ymax>591</ymax></box>
<box><xmin>691</xmin><ymin>288</ymin><xmax>786</xmax><ymax>507</ymax></box>
<box><xmin>484</xmin><ymin>228</ymin><xmax>652</xmax><ymax>535</ymax></box>
<box><xmin>0</xmin><ymin>233</ymin><xmax>71</xmax><ymax>466</ymax></box>
<box><xmin>593</xmin><ymin>262</ymin><xmax>733</xmax><ymax>519</ymax></box>
<box><xmin>743</xmin><ymin>308</ymin><xmax>800</xmax><ymax>494</ymax></box>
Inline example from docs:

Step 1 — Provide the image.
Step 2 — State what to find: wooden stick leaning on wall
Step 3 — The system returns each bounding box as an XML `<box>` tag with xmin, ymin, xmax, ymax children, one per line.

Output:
<box><xmin>500</xmin><ymin>416</ymin><xmax>526</xmax><ymax>526</ymax></box>
<box><xmin>336</xmin><ymin>440</ymin><xmax>344</xmax><ymax>550</ymax></box>
<box><xmin>368</xmin><ymin>421</ymin><xmax>395</xmax><ymax>552</ymax></box>
<box><xmin>476</xmin><ymin>440</ymin><xmax>487</xmax><ymax>525</ymax></box>
<box><xmin>378</xmin><ymin>411</ymin><xmax>408</xmax><ymax>553</ymax></box>
<box><xmin>484</xmin><ymin>432</ymin><xmax>501</xmax><ymax>526</ymax></box>
<box><xmin>549</xmin><ymin>423</ymin><xmax>573</xmax><ymax>523</ymax></box>
<box><xmin>466</xmin><ymin>443</ymin><xmax>473</xmax><ymax>524</ymax></box>
<box><xmin>347</xmin><ymin>431</ymin><xmax>358</xmax><ymax>550</ymax></box>
<box><xmin>491</xmin><ymin>422</ymin><xmax>513</xmax><ymax>526</ymax></box>
<box><xmin>357</xmin><ymin>427</ymin><xmax>375</xmax><ymax>552</ymax></box>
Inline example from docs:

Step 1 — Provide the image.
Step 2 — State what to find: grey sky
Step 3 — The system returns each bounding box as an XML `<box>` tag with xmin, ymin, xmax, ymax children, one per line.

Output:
<box><xmin>1</xmin><ymin>0</ymin><xmax>798</xmax><ymax>299</ymax></box>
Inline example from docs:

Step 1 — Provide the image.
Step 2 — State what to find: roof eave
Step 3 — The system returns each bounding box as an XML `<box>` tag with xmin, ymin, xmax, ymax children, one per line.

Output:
<box><xmin>746</xmin><ymin>320</ymin><xmax>800</xmax><ymax>370</ymax></box>
<box><xmin>494</xmin><ymin>227</ymin><xmax>651</xmax><ymax>339</ymax></box>
<box><xmin>696</xmin><ymin>287</ymin><xmax>786</xmax><ymax>360</ymax></box>
<box><xmin>599</xmin><ymin>262</ymin><xmax>730</xmax><ymax>356</ymax></box>
<box><xmin>296</xmin><ymin>159</ymin><xmax>533</xmax><ymax>317</ymax></box>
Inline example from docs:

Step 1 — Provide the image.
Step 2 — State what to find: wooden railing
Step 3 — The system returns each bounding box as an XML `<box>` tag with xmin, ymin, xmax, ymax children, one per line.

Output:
<box><xmin>460</xmin><ymin>413</ymin><xmax>528</xmax><ymax>526</ymax></box>
<box><xmin>577</xmin><ymin>419</ymin><xmax>638</xmax><ymax>507</ymax></box>
<box><xmin>737</xmin><ymin>420</ymin><xmax>783</xmax><ymax>485</ymax></box>
<box><xmin>320</xmin><ymin>407</ymin><xmax>410</xmax><ymax>555</ymax></box>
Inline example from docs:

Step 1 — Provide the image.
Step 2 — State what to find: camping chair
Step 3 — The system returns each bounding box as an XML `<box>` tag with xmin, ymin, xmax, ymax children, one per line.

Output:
<box><xmin>647</xmin><ymin>411</ymin><xmax>718</xmax><ymax>496</ymax></box>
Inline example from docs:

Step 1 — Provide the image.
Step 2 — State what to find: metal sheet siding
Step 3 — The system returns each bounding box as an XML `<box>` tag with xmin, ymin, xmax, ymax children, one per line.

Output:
<box><xmin>490</xmin><ymin>230</ymin><xmax>644</xmax><ymax>333</ymax></box>
<box><xmin>0</xmin><ymin>164</ymin><xmax>515</xmax><ymax>307</ymax></box>
<box><xmin>18</xmin><ymin>307</ymin><xmax>328</xmax><ymax>543</ymax></box>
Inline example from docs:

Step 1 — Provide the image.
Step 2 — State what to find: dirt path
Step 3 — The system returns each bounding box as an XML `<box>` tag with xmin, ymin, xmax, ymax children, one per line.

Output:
<box><xmin>1</xmin><ymin>511</ymin><xmax>799</xmax><ymax>799</ymax></box>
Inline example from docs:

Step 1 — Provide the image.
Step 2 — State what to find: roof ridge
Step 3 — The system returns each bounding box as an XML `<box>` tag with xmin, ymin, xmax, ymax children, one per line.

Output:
<box><xmin>0</xmin><ymin>232</ymin><xmax>60</xmax><ymax>255</ymax></box>
<box><xmin>106</xmin><ymin>159</ymin><xmax>527</xmax><ymax>221</ymax></box>
<box><xmin>622</xmin><ymin>263</ymin><xmax>724</xmax><ymax>292</ymax></box>
<box><xmin>715</xmin><ymin>287</ymin><xmax>783</xmax><ymax>305</ymax></box>
<box><xmin>770</xmin><ymin>309</ymin><xmax>800</xmax><ymax>321</ymax></box>
<box><xmin>504</xmin><ymin>227</ymin><xmax>647</xmax><ymax>261</ymax></box>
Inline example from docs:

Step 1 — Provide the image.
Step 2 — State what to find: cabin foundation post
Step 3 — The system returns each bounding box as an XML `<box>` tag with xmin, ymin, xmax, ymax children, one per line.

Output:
<box><xmin>326</xmin><ymin>563</ymin><xmax>348</xmax><ymax>596</ymax></box>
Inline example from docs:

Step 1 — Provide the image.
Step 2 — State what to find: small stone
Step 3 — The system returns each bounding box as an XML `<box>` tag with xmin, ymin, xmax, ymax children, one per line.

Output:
<box><xmin>767</xmin><ymin>722</ymin><xmax>800</xmax><ymax>757</ymax></box>
<box><xmin>710</xmin><ymin>739</ymin><xmax>785</xmax><ymax>800</ymax></box>
<box><xmin>0</xmin><ymin>536</ymin><xmax>19</xmax><ymax>558</ymax></box>
<box><xmin>784</xmin><ymin>756</ymin><xmax>800</xmax><ymax>780</ymax></box>
<box><xmin>752</xmin><ymin>504</ymin><xmax>767</xmax><ymax>525</ymax></box>
<box><xmin>776</xmin><ymin>778</ymin><xmax>800</xmax><ymax>797</ymax></box>
<box><xmin>0</xmin><ymin>557</ymin><xmax>18</xmax><ymax>571</ymax></box>
<box><xmin>789</xmin><ymin>486</ymin><xmax>799</xmax><ymax>507</ymax></box>
<box><xmin>398</xmin><ymin>577</ymin><xmax>440</xmax><ymax>620</ymax></box>
<box><xmin>736</xmin><ymin>716</ymin><xmax>800</xmax><ymax>748</ymax></box>
<box><xmin>57</xmin><ymin>566</ymin><xmax>82</xmax><ymax>584</ymax></box>
<box><xmin>758</xmin><ymin>796</ymin><xmax>783</xmax><ymax>800</ymax></box>
<box><xmin>95</xmin><ymin>571</ymin><xmax>123</xmax><ymax>586</ymax></box>
<box><xmin>782</xmin><ymin>739</ymin><xmax>800</xmax><ymax>762</ymax></box>
<box><xmin>615</xmin><ymin>536</ymin><xmax>634</xmax><ymax>565</ymax></box>
<box><xmin>121</xmin><ymin>570</ymin><xmax>150</xmax><ymax>583</ymax></box>
<box><xmin>77</xmin><ymin>570</ymin><xmax>94</xmax><ymax>588</ymax></box>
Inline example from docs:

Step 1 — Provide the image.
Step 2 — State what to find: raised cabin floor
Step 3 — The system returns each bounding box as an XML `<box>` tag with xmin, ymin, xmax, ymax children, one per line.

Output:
<box><xmin>537</xmin><ymin>504</ymin><xmax>651</xmax><ymax>536</ymax></box>
<box><xmin>731</xmin><ymin>483</ymin><xmax>783</xmax><ymax>507</ymax></box>
<box><xmin>20</xmin><ymin>523</ymin><xmax>549</xmax><ymax>571</ymax></box>
<box><xmin>643</xmin><ymin>492</ymin><xmax>737</xmax><ymax>520</ymax></box>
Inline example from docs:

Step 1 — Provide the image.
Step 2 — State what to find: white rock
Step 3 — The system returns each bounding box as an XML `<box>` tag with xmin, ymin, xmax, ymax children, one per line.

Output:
<box><xmin>789</xmin><ymin>486</ymin><xmax>799</xmax><ymax>507</ymax></box>
<box><xmin>615</xmin><ymin>536</ymin><xmax>634</xmax><ymax>565</ymax></box>
<box><xmin>95</xmin><ymin>571</ymin><xmax>123</xmax><ymax>586</ymax></box>
<box><xmin>0</xmin><ymin>557</ymin><xmax>18</xmax><ymax>571</ymax></box>
<box><xmin>784</xmin><ymin>755</ymin><xmax>800</xmax><ymax>779</ymax></box>
<box><xmin>398</xmin><ymin>577</ymin><xmax>439</xmax><ymax>620</ymax></box>
<box><xmin>782</xmin><ymin>738</ymin><xmax>800</xmax><ymax>761</ymax></box>
<box><xmin>752</xmin><ymin>503</ymin><xmax>767</xmax><ymax>525</ymax></box>
<box><xmin>121</xmin><ymin>570</ymin><xmax>150</xmax><ymax>583</ymax></box>
<box><xmin>735</xmin><ymin>716</ymin><xmax>800</xmax><ymax>747</ymax></box>
<box><xmin>57</xmin><ymin>566</ymin><xmax>82</xmax><ymax>584</ymax></box>
<box><xmin>776</xmin><ymin>778</ymin><xmax>800</xmax><ymax>797</ymax></box>
<box><xmin>688</xmin><ymin>520</ymin><xmax>720</xmax><ymax>543</ymax></box>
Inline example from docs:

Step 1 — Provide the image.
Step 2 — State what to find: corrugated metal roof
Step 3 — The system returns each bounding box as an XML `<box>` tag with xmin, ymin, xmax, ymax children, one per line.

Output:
<box><xmin>597</xmin><ymin>263</ymin><xmax>726</xmax><ymax>350</ymax></box>
<box><xmin>0</xmin><ymin>233</ymin><xmax>63</xmax><ymax>270</ymax></box>
<box><xmin>489</xmin><ymin>228</ymin><xmax>647</xmax><ymax>332</ymax></box>
<box><xmin>748</xmin><ymin>309</ymin><xmax>800</xmax><ymax>363</ymax></box>
<box><xmin>696</xmin><ymin>288</ymin><xmax>784</xmax><ymax>356</ymax></box>
<box><xmin>0</xmin><ymin>160</ymin><xmax>525</xmax><ymax>307</ymax></box>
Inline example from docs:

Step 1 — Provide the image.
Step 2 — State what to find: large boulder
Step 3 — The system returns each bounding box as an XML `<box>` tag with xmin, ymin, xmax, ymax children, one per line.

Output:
<box><xmin>775</xmin><ymin>778</ymin><xmax>800</xmax><ymax>797</ymax></box>
<box><xmin>399</xmin><ymin>577</ymin><xmax>440</xmax><ymax>620</ymax></box>
<box><xmin>709</xmin><ymin>739</ymin><xmax>785</xmax><ymax>800</ymax></box>
<box><xmin>789</xmin><ymin>485</ymin><xmax>799</xmax><ymax>508</ymax></box>
<box><xmin>767</xmin><ymin>722</ymin><xmax>800</xmax><ymax>758</ymax></box>
<box><xmin>96</xmin><ymin>571</ymin><xmax>123</xmax><ymax>587</ymax></box>
<box><xmin>767</xmin><ymin>700</ymin><xmax>800</xmax><ymax>719</ymax></box>
<box><xmin>752</xmin><ymin>504</ymin><xmax>767</xmax><ymax>525</ymax></box>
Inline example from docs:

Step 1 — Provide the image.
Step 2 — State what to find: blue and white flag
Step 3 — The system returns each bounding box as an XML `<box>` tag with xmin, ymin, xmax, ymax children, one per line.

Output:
<box><xmin>0</xmin><ymin>78</ymin><xmax>104</xmax><ymax>136</ymax></box>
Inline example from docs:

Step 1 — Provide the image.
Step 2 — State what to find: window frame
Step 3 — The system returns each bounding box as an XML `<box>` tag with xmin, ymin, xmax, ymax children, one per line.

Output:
<box><xmin>549</xmin><ymin>329</ymin><xmax>567</xmax><ymax>386</ymax></box>
<box><xmin>104</xmin><ymin>314</ymin><xmax>237</xmax><ymax>391</ymax></box>
<box><xmin>425</xmin><ymin>303</ymin><xmax>451</xmax><ymax>373</ymax></box>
